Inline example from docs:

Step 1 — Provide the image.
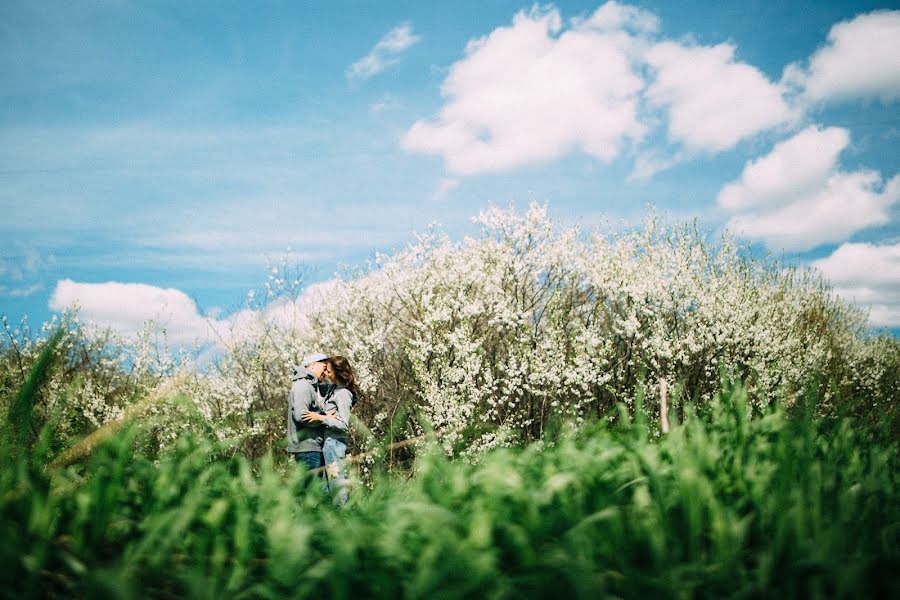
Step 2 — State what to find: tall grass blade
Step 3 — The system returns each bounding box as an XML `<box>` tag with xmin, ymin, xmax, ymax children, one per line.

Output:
<box><xmin>6</xmin><ymin>327</ymin><xmax>64</xmax><ymax>456</ymax></box>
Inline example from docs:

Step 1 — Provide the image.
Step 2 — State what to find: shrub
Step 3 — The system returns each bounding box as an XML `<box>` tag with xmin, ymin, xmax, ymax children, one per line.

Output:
<box><xmin>302</xmin><ymin>204</ymin><xmax>896</xmax><ymax>457</ymax></box>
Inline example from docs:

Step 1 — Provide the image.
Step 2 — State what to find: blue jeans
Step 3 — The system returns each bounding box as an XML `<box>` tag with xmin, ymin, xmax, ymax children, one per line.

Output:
<box><xmin>323</xmin><ymin>438</ymin><xmax>349</xmax><ymax>505</ymax></box>
<box><xmin>293</xmin><ymin>451</ymin><xmax>324</xmax><ymax>471</ymax></box>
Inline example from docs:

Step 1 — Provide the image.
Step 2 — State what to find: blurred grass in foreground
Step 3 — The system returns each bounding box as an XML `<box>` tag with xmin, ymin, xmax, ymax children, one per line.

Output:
<box><xmin>1</xmin><ymin>378</ymin><xmax>898</xmax><ymax>599</ymax></box>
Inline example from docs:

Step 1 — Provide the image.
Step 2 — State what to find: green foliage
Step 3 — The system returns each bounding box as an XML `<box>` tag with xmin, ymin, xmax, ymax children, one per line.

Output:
<box><xmin>4</xmin><ymin>327</ymin><xmax>64</xmax><ymax>457</ymax></box>
<box><xmin>1</xmin><ymin>381</ymin><xmax>898</xmax><ymax>599</ymax></box>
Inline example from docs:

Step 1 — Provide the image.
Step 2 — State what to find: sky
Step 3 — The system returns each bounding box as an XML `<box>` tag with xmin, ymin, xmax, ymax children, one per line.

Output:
<box><xmin>1</xmin><ymin>0</ymin><xmax>899</xmax><ymax>344</ymax></box>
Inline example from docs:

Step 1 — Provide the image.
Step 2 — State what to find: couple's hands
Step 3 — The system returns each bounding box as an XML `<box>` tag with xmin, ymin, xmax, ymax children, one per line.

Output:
<box><xmin>300</xmin><ymin>409</ymin><xmax>336</xmax><ymax>423</ymax></box>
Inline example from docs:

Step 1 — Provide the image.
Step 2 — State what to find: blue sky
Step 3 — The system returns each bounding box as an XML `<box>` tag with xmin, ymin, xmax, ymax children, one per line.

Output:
<box><xmin>1</xmin><ymin>0</ymin><xmax>898</xmax><ymax>340</ymax></box>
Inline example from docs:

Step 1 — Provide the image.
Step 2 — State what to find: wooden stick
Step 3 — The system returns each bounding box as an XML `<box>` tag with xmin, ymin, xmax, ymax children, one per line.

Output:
<box><xmin>48</xmin><ymin>375</ymin><xmax>187</xmax><ymax>470</ymax></box>
<box><xmin>660</xmin><ymin>378</ymin><xmax>669</xmax><ymax>434</ymax></box>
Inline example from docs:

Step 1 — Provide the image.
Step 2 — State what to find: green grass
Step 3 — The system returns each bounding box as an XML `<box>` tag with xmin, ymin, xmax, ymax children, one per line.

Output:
<box><xmin>1</xmin><ymin>378</ymin><xmax>898</xmax><ymax>599</ymax></box>
<box><xmin>4</xmin><ymin>327</ymin><xmax>64</xmax><ymax>459</ymax></box>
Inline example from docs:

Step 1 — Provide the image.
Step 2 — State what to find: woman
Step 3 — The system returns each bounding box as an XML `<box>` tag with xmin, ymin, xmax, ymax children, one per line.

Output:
<box><xmin>301</xmin><ymin>355</ymin><xmax>360</xmax><ymax>505</ymax></box>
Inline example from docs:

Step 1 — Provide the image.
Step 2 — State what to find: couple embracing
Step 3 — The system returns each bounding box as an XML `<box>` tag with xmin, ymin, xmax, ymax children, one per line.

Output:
<box><xmin>286</xmin><ymin>353</ymin><xmax>361</xmax><ymax>505</ymax></box>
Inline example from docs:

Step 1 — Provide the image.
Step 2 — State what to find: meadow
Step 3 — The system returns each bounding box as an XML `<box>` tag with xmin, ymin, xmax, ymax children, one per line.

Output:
<box><xmin>2</xmin><ymin>367</ymin><xmax>898</xmax><ymax>599</ymax></box>
<box><xmin>2</xmin><ymin>204</ymin><xmax>899</xmax><ymax>598</ymax></box>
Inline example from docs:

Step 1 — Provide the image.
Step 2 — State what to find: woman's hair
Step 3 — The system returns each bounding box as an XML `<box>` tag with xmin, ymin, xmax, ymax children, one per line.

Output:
<box><xmin>326</xmin><ymin>355</ymin><xmax>364</xmax><ymax>405</ymax></box>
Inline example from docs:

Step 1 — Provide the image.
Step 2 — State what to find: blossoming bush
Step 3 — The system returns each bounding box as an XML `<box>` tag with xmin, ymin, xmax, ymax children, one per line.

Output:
<box><xmin>0</xmin><ymin>312</ymin><xmax>214</xmax><ymax>459</ymax></box>
<box><xmin>2</xmin><ymin>203</ymin><xmax>897</xmax><ymax>462</ymax></box>
<box><xmin>0</xmin><ymin>259</ymin><xmax>314</xmax><ymax>459</ymax></box>
<box><xmin>191</xmin><ymin>260</ymin><xmax>319</xmax><ymax>456</ymax></box>
<box><xmin>298</xmin><ymin>203</ymin><xmax>897</xmax><ymax>458</ymax></box>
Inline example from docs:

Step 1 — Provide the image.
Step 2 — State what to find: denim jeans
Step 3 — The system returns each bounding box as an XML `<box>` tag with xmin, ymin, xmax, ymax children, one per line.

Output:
<box><xmin>293</xmin><ymin>451</ymin><xmax>324</xmax><ymax>471</ymax></box>
<box><xmin>323</xmin><ymin>438</ymin><xmax>349</xmax><ymax>506</ymax></box>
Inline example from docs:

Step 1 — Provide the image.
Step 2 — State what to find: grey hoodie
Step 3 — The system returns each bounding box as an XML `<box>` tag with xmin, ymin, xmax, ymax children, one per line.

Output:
<box><xmin>321</xmin><ymin>386</ymin><xmax>353</xmax><ymax>442</ymax></box>
<box><xmin>285</xmin><ymin>365</ymin><xmax>332</xmax><ymax>453</ymax></box>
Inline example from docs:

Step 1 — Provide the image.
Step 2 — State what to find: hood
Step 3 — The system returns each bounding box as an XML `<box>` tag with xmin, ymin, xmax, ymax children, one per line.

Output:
<box><xmin>291</xmin><ymin>365</ymin><xmax>316</xmax><ymax>382</ymax></box>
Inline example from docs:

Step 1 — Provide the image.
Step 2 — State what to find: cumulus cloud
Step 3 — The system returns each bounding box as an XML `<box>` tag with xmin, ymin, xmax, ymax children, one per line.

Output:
<box><xmin>644</xmin><ymin>42</ymin><xmax>794</xmax><ymax>152</ymax></box>
<box><xmin>347</xmin><ymin>23</ymin><xmax>421</xmax><ymax>81</ymax></box>
<box><xmin>48</xmin><ymin>278</ymin><xmax>342</xmax><ymax>348</ymax></box>
<box><xmin>402</xmin><ymin>4</ymin><xmax>650</xmax><ymax>174</ymax></box>
<box><xmin>49</xmin><ymin>279</ymin><xmax>214</xmax><ymax>345</ymax></box>
<box><xmin>401</xmin><ymin>3</ymin><xmax>898</xmax><ymax>181</ymax></box>
<box><xmin>402</xmin><ymin>1</ymin><xmax>801</xmax><ymax>175</ymax></box>
<box><xmin>574</xmin><ymin>0</ymin><xmax>659</xmax><ymax>33</ymax></box>
<box><xmin>784</xmin><ymin>10</ymin><xmax>900</xmax><ymax>104</ymax></box>
<box><xmin>812</xmin><ymin>242</ymin><xmax>900</xmax><ymax>327</ymax></box>
<box><xmin>719</xmin><ymin>126</ymin><xmax>899</xmax><ymax>252</ymax></box>
<box><xmin>718</xmin><ymin>127</ymin><xmax>849</xmax><ymax>212</ymax></box>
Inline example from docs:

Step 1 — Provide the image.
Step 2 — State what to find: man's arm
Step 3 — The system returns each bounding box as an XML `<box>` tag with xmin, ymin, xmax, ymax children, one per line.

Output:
<box><xmin>290</xmin><ymin>379</ymin><xmax>320</xmax><ymax>422</ymax></box>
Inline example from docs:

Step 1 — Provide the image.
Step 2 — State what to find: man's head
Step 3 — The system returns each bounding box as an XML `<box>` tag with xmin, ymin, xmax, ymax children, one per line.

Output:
<box><xmin>302</xmin><ymin>352</ymin><xmax>329</xmax><ymax>379</ymax></box>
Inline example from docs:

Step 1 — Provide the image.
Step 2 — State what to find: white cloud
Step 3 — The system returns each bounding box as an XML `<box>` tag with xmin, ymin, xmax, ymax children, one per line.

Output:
<box><xmin>207</xmin><ymin>278</ymin><xmax>344</xmax><ymax>349</ymax></box>
<box><xmin>628</xmin><ymin>150</ymin><xmax>685</xmax><ymax>181</ymax></box>
<box><xmin>1</xmin><ymin>244</ymin><xmax>52</xmax><ymax>298</ymax></box>
<box><xmin>402</xmin><ymin>4</ymin><xmax>649</xmax><ymax>174</ymax></box>
<box><xmin>725</xmin><ymin>172</ymin><xmax>897</xmax><ymax>252</ymax></box>
<box><xmin>7</xmin><ymin>283</ymin><xmax>43</xmax><ymax>298</ymax></box>
<box><xmin>644</xmin><ymin>41</ymin><xmax>794</xmax><ymax>152</ymax></box>
<box><xmin>784</xmin><ymin>10</ymin><xmax>900</xmax><ymax>104</ymax></box>
<box><xmin>0</xmin><ymin>243</ymin><xmax>48</xmax><ymax>282</ymax></box>
<box><xmin>717</xmin><ymin>127</ymin><xmax>849</xmax><ymax>212</ymax></box>
<box><xmin>49</xmin><ymin>279</ymin><xmax>214</xmax><ymax>345</ymax></box>
<box><xmin>48</xmin><ymin>278</ymin><xmax>344</xmax><ymax>348</ymax></box>
<box><xmin>431</xmin><ymin>177</ymin><xmax>459</xmax><ymax>201</ymax></box>
<box><xmin>575</xmin><ymin>0</ymin><xmax>660</xmax><ymax>33</ymax></box>
<box><xmin>402</xmin><ymin>1</ymin><xmax>798</xmax><ymax>175</ymax></box>
<box><xmin>812</xmin><ymin>242</ymin><xmax>900</xmax><ymax>327</ymax></box>
<box><xmin>719</xmin><ymin>126</ymin><xmax>899</xmax><ymax>252</ymax></box>
<box><xmin>347</xmin><ymin>24</ymin><xmax>421</xmax><ymax>81</ymax></box>
<box><xmin>370</xmin><ymin>94</ymin><xmax>402</xmax><ymax>114</ymax></box>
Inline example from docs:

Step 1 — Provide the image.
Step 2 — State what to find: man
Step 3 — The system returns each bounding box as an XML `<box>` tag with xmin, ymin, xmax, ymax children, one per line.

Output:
<box><xmin>286</xmin><ymin>352</ymin><xmax>333</xmax><ymax>471</ymax></box>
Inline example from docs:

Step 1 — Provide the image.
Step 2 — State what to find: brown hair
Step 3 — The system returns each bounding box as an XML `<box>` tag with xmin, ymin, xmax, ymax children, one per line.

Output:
<box><xmin>325</xmin><ymin>355</ymin><xmax>364</xmax><ymax>405</ymax></box>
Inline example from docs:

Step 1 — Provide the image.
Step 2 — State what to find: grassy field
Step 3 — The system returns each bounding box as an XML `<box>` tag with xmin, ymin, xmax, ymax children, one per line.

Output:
<box><xmin>2</xmin><ymin>373</ymin><xmax>898</xmax><ymax>599</ymax></box>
